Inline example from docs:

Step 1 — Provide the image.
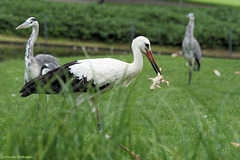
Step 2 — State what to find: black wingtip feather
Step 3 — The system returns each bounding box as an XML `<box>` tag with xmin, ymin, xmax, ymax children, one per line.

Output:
<box><xmin>20</xmin><ymin>79</ymin><xmax>38</xmax><ymax>97</ymax></box>
<box><xmin>194</xmin><ymin>57</ymin><xmax>201</xmax><ymax>71</ymax></box>
<box><xmin>19</xmin><ymin>60</ymin><xmax>112</xmax><ymax>97</ymax></box>
<box><xmin>19</xmin><ymin>60</ymin><xmax>78</xmax><ymax>97</ymax></box>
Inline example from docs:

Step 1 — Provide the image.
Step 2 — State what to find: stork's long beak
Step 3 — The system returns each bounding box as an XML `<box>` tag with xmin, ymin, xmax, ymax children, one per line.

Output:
<box><xmin>16</xmin><ymin>22</ymin><xmax>28</xmax><ymax>30</ymax></box>
<box><xmin>145</xmin><ymin>50</ymin><xmax>161</xmax><ymax>75</ymax></box>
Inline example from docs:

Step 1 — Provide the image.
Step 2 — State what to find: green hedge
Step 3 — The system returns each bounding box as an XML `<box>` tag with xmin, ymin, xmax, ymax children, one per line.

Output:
<box><xmin>1</xmin><ymin>0</ymin><xmax>240</xmax><ymax>49</ymax></box>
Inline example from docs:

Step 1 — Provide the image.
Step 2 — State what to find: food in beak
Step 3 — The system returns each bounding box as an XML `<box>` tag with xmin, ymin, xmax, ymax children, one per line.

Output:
<box><xmin>145</xmin><ymin>50</ymin><xmax>170</xmax><ymax>90</ymax></box>
<box><xmin>145</xmin><ymin>50</ymin><xmax>161</xmax><ymax>75</ymax></box>
<box><xmin>148</xmin><ymin>72</ymin><xmax>170</xmax><ymax>91</ymax></box>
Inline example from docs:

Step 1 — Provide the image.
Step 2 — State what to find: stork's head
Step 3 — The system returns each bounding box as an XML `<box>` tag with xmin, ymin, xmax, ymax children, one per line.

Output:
<box><xmin>132</xmin><ymin>36</ymin><xmax>161</xmax><ymax>75</ymax></box>
<box><xmin>187</xmin><ymin>13</ymin><xmax>194</xmax><ymax>20</ymax></box>
<box><xmin>16</xmin><ymin>17</ymin><xmax>38</xmax><ymax>30</ymax></box>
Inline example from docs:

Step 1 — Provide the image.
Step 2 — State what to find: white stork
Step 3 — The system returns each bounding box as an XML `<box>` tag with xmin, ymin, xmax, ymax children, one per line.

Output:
<box><xmin>16</xmin><ymin>17</ymin><xmax>60</xmax><ymax>121</ymax></box>
<box><xmin>19</xmin><ymin>36</ymin><xmax>162</xmax><ymax>131</ymax></box>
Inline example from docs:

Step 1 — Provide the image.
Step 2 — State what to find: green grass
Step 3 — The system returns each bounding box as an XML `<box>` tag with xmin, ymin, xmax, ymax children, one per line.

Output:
<box><xmin>187</xmin><ymin>0</ymin><xmax>240</xmax><ymax>7</ymax></box>
<box><xmin>0</xmin><ymin>54</ymin><xmax>240</xmax><ymax>159</ymax></box>
<box><xmin>167</xmin><ymin>0</ymin><xmax>240</xmax><ymax>7</ymax></box>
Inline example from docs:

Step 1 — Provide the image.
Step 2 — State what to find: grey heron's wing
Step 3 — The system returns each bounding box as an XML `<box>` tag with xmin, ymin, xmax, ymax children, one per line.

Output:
<box><xmin>182</xmin><ymin>38</ymin><xmax>188</xmax><ymax>56</ymax></box>
<box><xmin>193</xmin><ymin>38</ymin><xmax>202</xmax><ymax>71</ymax></box>
<box><xmin>35</xmin><ymin>54</ymin><xmax>60</xmax><ymax>70</ymax></box>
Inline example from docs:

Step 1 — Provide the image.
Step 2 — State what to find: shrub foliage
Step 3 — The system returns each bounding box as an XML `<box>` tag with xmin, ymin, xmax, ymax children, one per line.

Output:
<box><xmin>1</xmin><ymin>0</ymin><xmax>240</xmax><ymax>49</ymax></box>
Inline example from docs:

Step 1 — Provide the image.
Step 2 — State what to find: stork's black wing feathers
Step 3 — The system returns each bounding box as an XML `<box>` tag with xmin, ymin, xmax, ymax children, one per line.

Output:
<box><xmin>20</xmin><ymin>61</ymin><xmax>78</xmax><ymax>97</ymax></box>
<box><xmin>20</xmin><ymin>60</ymin><xmax>111</xmax><ymax>97</ymax></box>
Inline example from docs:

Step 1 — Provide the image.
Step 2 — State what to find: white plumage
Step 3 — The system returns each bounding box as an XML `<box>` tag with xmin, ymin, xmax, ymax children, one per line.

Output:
<box><xmin>20</xmin><ymin>36</ymin><xmax>162</xmax><ymax>130</ymax></box>
<box><xmin>69</xmin><ymin>58</ymin><xmax>141</xmax><ymax>88</ymax></box>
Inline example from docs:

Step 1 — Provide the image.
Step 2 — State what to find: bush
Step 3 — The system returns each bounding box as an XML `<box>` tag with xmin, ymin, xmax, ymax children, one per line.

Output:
<box><xmin>1</xmin><ymin>0</ymin><xmax>240</xmax><ymax>49</ymax></box>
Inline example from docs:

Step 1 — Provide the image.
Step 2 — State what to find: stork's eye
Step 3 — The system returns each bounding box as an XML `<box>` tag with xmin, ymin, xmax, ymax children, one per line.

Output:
<box><xmin>30</xmin><ymin>21</ymin><xmax>33</xmax><ymax>24</ymax></box>
<box><xmin>145</xmin><ymin>43</ymin><xmax>149</xmax><ymax>49</ymax></box>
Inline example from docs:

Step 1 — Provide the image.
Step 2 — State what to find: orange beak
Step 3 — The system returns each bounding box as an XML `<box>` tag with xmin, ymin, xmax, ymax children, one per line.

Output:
<box><xmin>145</xmin><ymin>50</ymin><xmax>161</xmax><ymax>75</ymax></box>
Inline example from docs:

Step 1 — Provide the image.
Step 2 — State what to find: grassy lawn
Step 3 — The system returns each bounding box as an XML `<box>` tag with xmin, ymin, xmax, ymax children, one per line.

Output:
<box><xmin>187</xmin><ymin>0</ymin><xmax>240</xmax><ymax>7</ymax></box>
<box><xmin>167</xmin><ymin>0</ymin><xmax>240</xmax><ymax>7</ymax></box>
<box><xmin>0</xmin><ymin>34</ymin><xmax>181</xmax><ymax>54</ymax></box>
<box><xmin>2</xmin><ymin>34</ymin><xmax>240</xmax><ymax>59</ymax></box>
<box><xmin>0</xmin><ymin>54</ymin><xmax>240</xmax><ymax>159</ymax></box>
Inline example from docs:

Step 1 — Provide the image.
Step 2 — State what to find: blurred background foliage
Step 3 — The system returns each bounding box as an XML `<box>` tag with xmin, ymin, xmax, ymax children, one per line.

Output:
<box><xmin>1</xmin><ymin>0</ymin><xmax>240</xmax><ymax>50</ymax></box>
<box><xmin>1</xmin><ymin>1</ymin><xmax>240</xmax><ymax>159</ymax></box>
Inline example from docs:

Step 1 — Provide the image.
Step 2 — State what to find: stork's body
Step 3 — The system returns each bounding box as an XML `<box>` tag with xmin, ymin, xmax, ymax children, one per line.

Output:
<box><xmin>20</xmin><ymin>36</ymin><xmax>162</xmax><ymax>131</ymax></box>
<box><xmin>16</xmin><ymin>17</ymin><xmax>60</xmax><ymax>121</ymax></box>
<box><xmin>182</xmin><ymin>13</ymin><xmax>202</xmax><ymax>85</ymax></box>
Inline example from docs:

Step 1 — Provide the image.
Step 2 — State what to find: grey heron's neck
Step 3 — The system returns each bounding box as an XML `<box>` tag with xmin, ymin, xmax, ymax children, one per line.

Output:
<box><xmin>25</xmin><ymin>23</ymin><xmax>39</xmax><ymax>73</ymax></box>
<box><xmin>185</xmin><ymin>18</ymin><xmax>194</xmax><ymax>39</ymax></box>
<box><xmin>25</xmin><ymin>23</ymin><xmax>39</xmax><ymax>59</ymax></box>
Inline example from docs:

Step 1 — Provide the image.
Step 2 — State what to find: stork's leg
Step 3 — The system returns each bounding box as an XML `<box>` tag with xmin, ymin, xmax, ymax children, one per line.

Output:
<box><xmin>44</xmin><ymin>95</ymin><xmax>49</xmax><ymax>122</ymax></box>
<box><xmin>89</xmin><ymin>98</ymin><xmax>102</xmax><ymax>132</ymax></box>
<box><xmin>35</xmin><ymin>94</ymin><xmax>41</xmax><ymax>122</ymax></box>
<box><xmin>64</xmin><ymin>95</ymin><xmax>86</xmax><ymax>122</ymax></box>
<box><xmin>90</xmin><ymin>99</ymin><xmax>139</xmax><ymax>159</ymax></box>
<box><xmin>64</xmin><ymin>106</ymin><xmax>78</xmax><ymax>122</ymax></box>
<box><xmin>95</xmin><ymin>105</ymin><xmax>102</xmax><ymax>132</ymax></box>
<box><xmin>118</xmin><ymin>144</ymin><xmax>140</xmax><ymax>160</ymax></box>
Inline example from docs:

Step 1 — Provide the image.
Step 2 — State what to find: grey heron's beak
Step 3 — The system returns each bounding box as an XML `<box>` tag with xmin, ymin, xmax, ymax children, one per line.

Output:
<box><xmin>145</xmin><ymin>50</ymin><xmax>161</xmax><ymax>75</ymax></box>
<box><xmin>16</xmin><ymin>22</ymin><xmax>29</xmax><ymax>30</ymax></box>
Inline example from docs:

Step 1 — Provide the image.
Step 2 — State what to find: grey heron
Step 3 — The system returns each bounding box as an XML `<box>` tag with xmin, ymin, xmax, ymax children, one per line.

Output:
<box><xmin>19</xmin><ymin>36</ymin><xmax>165</xmax><ymax>132</ymax></box>
<box><xmin>16</xmin><ymin>17</ymin><xmax>60</xmax><ymax>121</ymax></box>
<box><xmin>182</xmin><ymin>13</ymin><xmax>202</xmax><ymax>85</ymax></box>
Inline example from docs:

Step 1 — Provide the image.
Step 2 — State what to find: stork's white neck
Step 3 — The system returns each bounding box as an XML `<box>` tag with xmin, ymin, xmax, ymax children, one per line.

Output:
<box><xmin>121</xmin><ymin>45</ymin><xmax>144</xmax><ymax>87</ymax></box>
<box><xmin>129</xmin><ymin>45</ymin><xmax>144</xmax><ymax>74</ymax></box>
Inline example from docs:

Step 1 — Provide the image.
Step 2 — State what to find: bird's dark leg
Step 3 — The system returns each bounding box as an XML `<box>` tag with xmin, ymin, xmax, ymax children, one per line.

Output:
<box><xmin>118</xmin><ymin>144</ymin><xmax>140</xmax><ymax>160</ymax></box>
<box><xmin>44</xmin><ymin>95</ymin><xmax>49</xmax><ymax>123</ymax></box>
<box><xmin>35</xmin><ymin>94</ymin><xmax>41</xmax><ymax>122</ymax></box>
<box><xmin>95</xmin><ymin>105</ymin><xmax>102</xmax><ymax>132</ymax></box>
<box><xmin>64</xmin><ymin>96</ymin><xmax>85</xmax><ymax>122</ymax></box>
<box><xmin>64</xmin><ymin>106</ymin><xmax>77</xmax><ymax>122</ymax></box>
<box><xmin>188</xmin><ymin>58</ymin><xmax>195</xmax><ymax>86</ymax></box>
<box><xmin>90</xmin><ymin>99</ymin><xmax>139</xmax><ymax>158</ymax></box>
<box><xmin>188</xmin><ymin>69</ymin><xmax>192</xmax><ymax>86</ymax></box>
<box><xmin>46</xmin><ymin>95</ymin><xmax>49</xmax><ymax>115</ymax></box>
<box><xmin>90</xmin><ymin>98</ymin><xmax>102</xmax><ymax>132</ymax></box>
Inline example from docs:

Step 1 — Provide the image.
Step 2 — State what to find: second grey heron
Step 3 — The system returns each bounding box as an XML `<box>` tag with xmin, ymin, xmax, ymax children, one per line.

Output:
<box><xmin>182</xmin><ymin>13</ymin><xmax>202</xmax><ymax>86</ymax></box>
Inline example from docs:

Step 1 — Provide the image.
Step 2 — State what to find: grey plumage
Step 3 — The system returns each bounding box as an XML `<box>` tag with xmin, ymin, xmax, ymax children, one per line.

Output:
<box><xmin>16</xmin><ymin>17</ymin><xmax>60</xmax><ymax>121</ymax></box>
<box><xmin>16</xmin><ymin>17</ymin><xmax>60</xmax><ymax>82</ymax></box>
<box><xmin>35</xmin><ymin>54</ymin><xmax>59</xmax><ymax>72</ymax></box>
<box><xmin>182</xmin><ymin>13</ymin><xmax>202</xmax><ymax>85</ymax></box>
